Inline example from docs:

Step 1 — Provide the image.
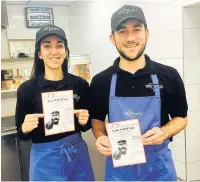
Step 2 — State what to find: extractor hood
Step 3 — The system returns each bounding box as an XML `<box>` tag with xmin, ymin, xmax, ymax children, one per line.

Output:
<box><xmin>1</xmin><ymin>1</ymin><xmax>9</xmax><ymax>29</ymax></box>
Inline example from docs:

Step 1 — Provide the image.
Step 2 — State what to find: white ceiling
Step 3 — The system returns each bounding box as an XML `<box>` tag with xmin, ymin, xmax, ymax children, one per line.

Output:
<box><xmin>131</xmin><ymin>0</ymin><xmax>178</xmax><ymax>6</ymax></box>
<box><xmin>5</xmin><ymin>0</ymin><xmax>178</xmax><ymax>6</ymax></box>
<box><xmin>5</xmin><ymin>0</ymin><xmax>182</xmax><ymax>6</ymax></box>
<box><xmin>6</xmin><ymin>0</ymin><xmax>77</xmax><ymax>6</ymax></box>
<box><xmin>185</xmin><ymin>2</ymin><xmax>200</xmax><ymax>8</ymax></box>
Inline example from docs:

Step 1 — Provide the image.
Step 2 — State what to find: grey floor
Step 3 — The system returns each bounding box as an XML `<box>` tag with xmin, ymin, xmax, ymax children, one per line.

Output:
<box><xmin>82</xmin><ymin>130</ymin><xmax>106</xmax><ymax>181</ymax></box>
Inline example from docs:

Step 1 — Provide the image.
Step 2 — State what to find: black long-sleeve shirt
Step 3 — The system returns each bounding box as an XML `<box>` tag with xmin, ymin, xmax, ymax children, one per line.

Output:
<box><xmin>15</xmin><ymin>72</ymin><xmax>91</xmax><ymax>143</ymax></box>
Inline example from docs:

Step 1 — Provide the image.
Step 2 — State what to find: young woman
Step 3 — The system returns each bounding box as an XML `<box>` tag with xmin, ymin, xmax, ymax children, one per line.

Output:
<box><xmin>15</xmin><ymin>24</ymin><xmax>95</xmax><ymax>181</ymax></box>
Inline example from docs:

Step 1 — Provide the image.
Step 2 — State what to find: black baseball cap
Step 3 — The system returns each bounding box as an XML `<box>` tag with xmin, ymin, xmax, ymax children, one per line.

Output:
<box><xmin>36</xmin><ymin>24</ymin><xmax>67</xmax><ymax>45</ymax></box>
<box><xmin>111</xmin><ymin>5</ymin><xmax>147</xmax><ymax>32</ymax></box>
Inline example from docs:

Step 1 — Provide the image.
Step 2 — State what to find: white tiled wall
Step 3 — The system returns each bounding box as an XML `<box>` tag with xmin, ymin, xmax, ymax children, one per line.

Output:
<box><xmin>183</xmin><ymin>7</ymin><xmax>200</xmax><ymax>28</ymax></box>
<box><xmin>186</xmin><ymin>110</ymin><xmax>200</xmax><ymax>138</ymax></box>
<box><xmin>169</xmin><ymin>137</ymin><xmax>186</xmax><ymax>163</ymax></box>
<box><xmin>187</xmin><ymin>161</ymin><xmax>200</xmax><ymax>180</ymax></box>
<box><xmin>183</xmin><ymin>28</ymin><xmax>200</xmax><ymax>58</ymax></box>
<box><xmin>186</xmin><ymin>136</ymin><xmax>200</xmax><ymax>163</ymax></box>
<box><xmin>147</xmin><ymin>1</ymin><xmax>183</xmax><ymax>34</ymax></box>
<box><xmin>146</xmin><ymin>30</ymin><xmax>183</xmax><ymax>59</ymax></box>
<box><xmin>183</xmin><ymin>3</ymin><xmax>200</xmax><ymax>181</ymax></box>
<box><xmin>174</xmin><ymin>161</ymin><xmax>186</xmax><ymax>180</ymax></box>
<box><xmin>184</xmin><ymin>57</ymin><xmax>200</xmax><ymax>85</ymax></box>
<box><xmin>185</xmin><ymin>84</ymin><xmax>200</xmax><ymax>111</ymax></box>
<box><xmin>175</xmin><ymin>129</ymin><xmax>186</xmax><ymax>139</ymax></box>
<box><xmin>144</xmin><ymin>0</ymin><xmax>185</xmax><ymax>79</ymax></box>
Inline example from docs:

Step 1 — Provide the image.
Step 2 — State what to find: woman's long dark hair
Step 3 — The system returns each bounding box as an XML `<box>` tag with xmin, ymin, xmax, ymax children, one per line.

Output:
<box><xmin>30</xmin><ymin>40</ymin><xmax>70</xmax><ymax>79</ymax></box>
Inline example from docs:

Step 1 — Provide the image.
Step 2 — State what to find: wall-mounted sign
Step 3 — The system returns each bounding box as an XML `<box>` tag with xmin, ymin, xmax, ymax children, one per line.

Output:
<box><xmin>25</xmin><ymin>7</ymin><xmax>54</xmax><ymax>28</ymax></box>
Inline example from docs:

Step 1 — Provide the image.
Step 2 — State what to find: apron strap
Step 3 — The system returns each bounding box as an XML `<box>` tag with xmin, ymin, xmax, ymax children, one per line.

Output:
<box><xmin>60</xmin><ymin>142</ymin><xmax>78</xmax><ymax>165</ymax></box>
<box><xmin>150</xmin><ymin>74</ymin><xmax>160</xmax><ymax>97</ymax></box>
<box><xmin>110</xmin><ymin>73</ymin><xmax>117</xmax><ymax>97</ymax></box>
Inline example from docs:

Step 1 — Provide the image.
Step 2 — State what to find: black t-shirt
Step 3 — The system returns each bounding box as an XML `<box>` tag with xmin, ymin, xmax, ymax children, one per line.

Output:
<box><xmin>15</xmin><ymin>72</ymin><xmax>91</xmax><ymax>143</ymax></box>
<box><xmin>89</xmin><ymin>55</ymin><xmax>188</xmax><ymax>127</ymax></box>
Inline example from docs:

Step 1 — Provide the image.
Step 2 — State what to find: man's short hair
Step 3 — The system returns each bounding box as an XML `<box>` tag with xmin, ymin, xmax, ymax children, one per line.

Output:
<box><xmin>118</xmin><ymin>140</ymin><xmax>126</xmax><ymax>145</ymax></box>
<box><xmin>51</xmin><ymin>111</ymin><xmax>59</xmax><ymax>115</ymax></box>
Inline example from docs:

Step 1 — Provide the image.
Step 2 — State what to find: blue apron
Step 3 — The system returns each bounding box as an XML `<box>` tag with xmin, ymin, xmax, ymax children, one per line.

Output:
<box><xmin>105</xmin><ymin>73</ymin><xmax>177</xmax><ymax>181</ymax></box>
<box><xmin>30</xmin><ymin>132</ymin><xmax>95</xmax><ymax>181</ymax></box>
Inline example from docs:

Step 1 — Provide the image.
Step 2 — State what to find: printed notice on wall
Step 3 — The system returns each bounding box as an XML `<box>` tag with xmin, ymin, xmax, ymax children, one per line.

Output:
<box><xmin>42</xmin><ymin>90</ymin><xmax>75</xmax><ymax>136</ymax></box>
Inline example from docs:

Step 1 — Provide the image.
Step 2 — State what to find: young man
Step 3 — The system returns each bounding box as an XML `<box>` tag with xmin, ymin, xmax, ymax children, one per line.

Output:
<box><xmin>90</xmin><ymin>5</ymin><xmax>188</xmax><ymax>181</ymax></box>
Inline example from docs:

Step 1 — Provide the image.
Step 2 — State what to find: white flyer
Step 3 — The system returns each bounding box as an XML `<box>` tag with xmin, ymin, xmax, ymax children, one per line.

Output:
<box><xmin>106</xmin><ymin>119</ymin><xmax>146</xmax><ymax>168</ymax></box>
<box><xmin>41</xmin><ymin>90</ymin><xmax>75</xmax><ymax>136</ymax></box>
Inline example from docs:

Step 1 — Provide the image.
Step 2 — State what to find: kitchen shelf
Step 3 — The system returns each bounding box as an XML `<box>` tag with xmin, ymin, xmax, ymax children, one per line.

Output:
<box><xmin>1</xmin><ymin>54</ymin><xmax>91</xmax><ymax>95</ymax></box>
<box><xmin>1</xmin><ymin>126</ymin><xmax>17</xmax><ymax>136</ymax></box>
<box><xmin>1</xmin><ymin>58</ymin><xmax>34</xmax><ymax>62</ymax></box>
<box><xmin>1</xmin><ymin>58</ymin><xmax>34</xmax><ymax>69</ymax></box>
<box><xmin>1</xmin><ymin>89</ymin><xmax>17</xmax><ymax>93</ymax></box>
<box><xmin>69</xmin><ymin>55</ymin><xmax>91</xmax><ymax>65</ymax></box>
<box><xmin>1</xmin><ymin>55</ymin><xmax>91</xmax><ymax>64</ymax></box>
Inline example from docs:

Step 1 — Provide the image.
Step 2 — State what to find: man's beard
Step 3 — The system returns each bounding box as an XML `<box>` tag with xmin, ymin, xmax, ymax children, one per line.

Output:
<box><xmin>120</xmin><ymin>147</ymin><xmax>127</xmax><ymax>155</ymax></box>
<box><xmin>116</xmin><ymin>41</ymin><xmax>147</xmax><ymax>62</ymax></box>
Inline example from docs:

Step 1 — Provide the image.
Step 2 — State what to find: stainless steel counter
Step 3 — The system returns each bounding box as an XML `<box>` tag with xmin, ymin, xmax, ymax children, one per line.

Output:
<box><xmin>1</xmin><ymin>115</ymin><xmax>16</xmax><ymax>136</ymax></box>
<box><xmin>1</xmin><ymin>134</ymin><xmax>21</xmax><ymax>181</ymax></box>
<box><xmin>1</xmin><ymin>126</ymin><xmax>17</xmax><ymax>136</ymax></box>
<box><xmin>1</xmin><ymin>114</ymin><xmax>31</xmax><ymax>181</ymax></box>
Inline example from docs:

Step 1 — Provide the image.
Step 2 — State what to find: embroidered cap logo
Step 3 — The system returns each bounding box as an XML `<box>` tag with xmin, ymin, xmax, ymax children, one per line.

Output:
<box><xmin>118</xmin><ymin>8</ymin><xmax>138</xmax><ymax>15</ymax></box>
<box><xmin>42</xmin><ymin>26</ymin><xmax>60</xmax><ymax>32</ymax></box>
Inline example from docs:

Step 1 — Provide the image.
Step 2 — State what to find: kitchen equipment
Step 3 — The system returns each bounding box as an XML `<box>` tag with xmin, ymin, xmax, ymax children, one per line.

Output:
<box><xmin>1</xmin><ymin>70</ymin><xmax>14</xmax><ymax>90</ymax></box>
<box><xmin>18</xmin><ymin>53</ymin><xmax>29</xmax><ymax>58</ymax></box>
<box><xmin>69</xmin><ymin>55</ymin><xmax>91</xmax><ymax>82</ymax></box>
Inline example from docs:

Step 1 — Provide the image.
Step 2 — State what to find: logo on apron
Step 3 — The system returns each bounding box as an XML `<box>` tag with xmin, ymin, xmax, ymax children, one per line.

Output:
<box><xmin>124</xmin><ymin>110</ymin><xmax>144</xmax><ymax>118</ymax></box>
